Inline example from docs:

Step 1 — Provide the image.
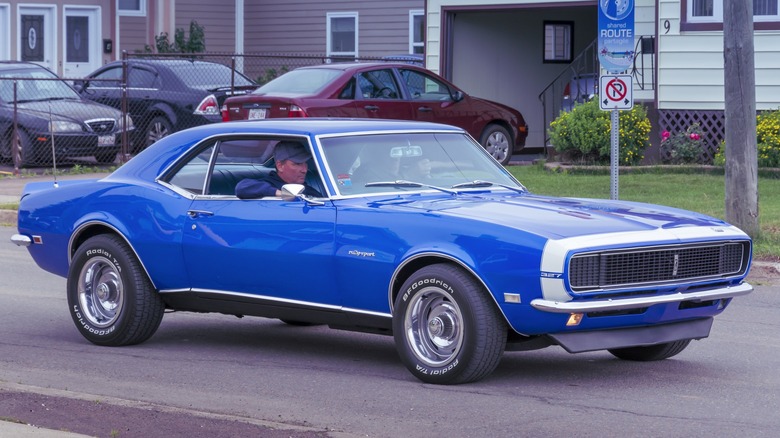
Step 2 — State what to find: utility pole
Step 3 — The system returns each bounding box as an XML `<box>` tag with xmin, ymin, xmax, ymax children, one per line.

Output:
<box><xmin>723</xmin><ymin>0</ymin><xmax>759</xmax><ymax>237</ymax></box>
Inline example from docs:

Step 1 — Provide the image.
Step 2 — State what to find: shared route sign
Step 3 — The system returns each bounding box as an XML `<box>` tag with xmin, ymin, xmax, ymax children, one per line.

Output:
<box><xmin>597</xmin><ymin>0</ymin><xmax>635</xmax><ymax>74</ymax></box>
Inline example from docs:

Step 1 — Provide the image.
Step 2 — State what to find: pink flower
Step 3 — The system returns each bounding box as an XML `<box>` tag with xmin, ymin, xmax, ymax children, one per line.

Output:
<box><xmin>661</xmin><ymin>131</ymin><xmax>671</xmax><ymax>141</ymax></box>
<box><xmin>690</xmin><ymin>133</ymin><xmax>701</xmax><ymax>141</ymax></box>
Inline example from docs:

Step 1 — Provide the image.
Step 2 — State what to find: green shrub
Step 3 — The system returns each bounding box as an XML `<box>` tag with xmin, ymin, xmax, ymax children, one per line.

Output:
<box><xmin>548</xmin><ymin>99</ymin><xmax>650</xmax><ymax>165</ymax></box>
<box><xmin>142</xmin><ymin>20</ymin><xmax>205</xmax><ymax>53</ymax></box>
<box><xmin>660</xmin><ymin>123</ymin><xmax>705</xmax><ymax>164</ymax></box>
<box><xmin>714</xmin><ymin>108</ymin><xmax>780</xmax><ymax>167</ymax></box>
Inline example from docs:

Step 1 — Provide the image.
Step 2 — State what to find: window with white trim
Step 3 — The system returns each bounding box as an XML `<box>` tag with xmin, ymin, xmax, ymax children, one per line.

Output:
<box><xmin>118</xmin><ymin>0</ymin><xmax>146</xmax><ymax>17</ymax></box>
<box><xmin>687</xmin><ymin>0</ymin><xmax>779</xmax><ymax>23</ymax></box>
<box><xmin>409</xmin><ymin>10</ymin><xmax>424</xmax><ymax>55</ymax></box>
<box><xmin>327</xmin><ymin>12</ymin><xmax>358</xmax><ymax>61</ymax></box>
<box><xmin>543</xmin><ymin>21</ymin><xmax>572</xmax><ymax>63</ymax></box>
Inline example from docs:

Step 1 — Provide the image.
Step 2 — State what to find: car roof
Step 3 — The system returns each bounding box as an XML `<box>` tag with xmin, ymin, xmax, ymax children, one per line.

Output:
<box><xmin>295</xmin><ymin>62</ymin><xmax>424</xmax><ymax>73</ymax></box>
<box><xmin>105</xmin><ymin>59</ymin><xmax>228</xmax><ymax>68</ymax></box>
<box><xmin>0</xmin><ymin>61</ymin><xmax>52</xmax><ymax>72</ymax></box>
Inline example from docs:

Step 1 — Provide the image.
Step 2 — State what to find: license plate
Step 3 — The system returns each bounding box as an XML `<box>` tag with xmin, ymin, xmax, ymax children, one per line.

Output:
<box><xmin>248</xmin><ymin>108</ymin><xmax>267</xmax><ymax>119</ymax></box>
<box><xmin>98</xmin><ymin>135</ymin><xmax>115</xmax><ymax>147</ymax></box>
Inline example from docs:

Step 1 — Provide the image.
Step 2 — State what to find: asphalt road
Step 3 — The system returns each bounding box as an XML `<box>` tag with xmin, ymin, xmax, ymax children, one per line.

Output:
<box><xmin>2</xmin><ymin>224</ymin><xmax>780</xmax><ymax>437</ymax></box>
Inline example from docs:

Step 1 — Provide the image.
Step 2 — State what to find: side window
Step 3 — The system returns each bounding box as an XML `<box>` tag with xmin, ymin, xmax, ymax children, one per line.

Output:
<box><xmin>356</xmin><ymin>69</ymin><xmax>400</xmax><ymax>99</ymax></box>
<box><xmin>167</xmin><ymin>143</ymin><xmax>217</xmax><ymax>195</ymax></box>
<box><xmin>399</xmin><ymin>69</ymin><xmax>451</xmax><ymax>101</ymax></box>
<box><xmin>128</xmin><ymin>67</ymin><xmax>157</xmax><ymax>88</ymax></box>
<box><xmin>91</xmin><ymin>67</ymin><xmax>123</xmax><ymax>87</ymax></box>
<box><xmin>339</xmin><ymin>77</ymin><xmax>356</xmax><ymax>99</ymax></box>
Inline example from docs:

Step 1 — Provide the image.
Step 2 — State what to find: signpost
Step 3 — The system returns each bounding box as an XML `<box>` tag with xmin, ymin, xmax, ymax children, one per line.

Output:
<box><xmin>598</xmin><ymin>0</ymin><xmax>635</xmax><ymax>200</ymax></box>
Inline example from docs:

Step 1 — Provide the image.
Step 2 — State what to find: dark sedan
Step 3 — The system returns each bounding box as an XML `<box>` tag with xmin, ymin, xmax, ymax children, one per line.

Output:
<box><xmin>221</xmin><ymin>62</ymin><xmax>528</xmax><ymax>165</ymax></box>
<box><xmin>76</xmin><ymin>59</ymin><xmax>257</xmax><ymax>152</ymax></box>
<box><xmin>0</xmin><ymin>61</ymin><xmax>133</xmax><ymax>166</ymax></box>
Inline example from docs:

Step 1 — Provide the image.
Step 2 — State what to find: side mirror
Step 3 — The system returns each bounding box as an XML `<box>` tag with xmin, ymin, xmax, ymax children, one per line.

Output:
<box><xmin>451</xmin><ymin>90</ymin><xmax>464</xmax><ymax>102</ymax></box>
<box><xmin>280</xmin><ymin>184</ymin><xmax>325</xmax><ymax>205</ymax></box>
<box><xmin>73</xmin><ymin>80</ymin><xmax>86</xmax><ymax>92</ymax></box>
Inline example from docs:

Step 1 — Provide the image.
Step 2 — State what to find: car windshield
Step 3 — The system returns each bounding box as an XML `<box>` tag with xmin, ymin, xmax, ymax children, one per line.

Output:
<box><xmin>167</xmin><ymin>63</ymin><xmax>255</xmax><ymax>88</ymax></box>
<box><xmin>0</xmin><ymin>68</ymin><xmax>80</xmax><ymax>103</ymax></box>
<box><xmin>254</xmin><ymin>68</ymin><xmax>342</xmax><ymax>95</ymax></box>
<box><xmin>320</xmin><ymin>132</ymin><xmax>522</xmax><ymax>196</ymax></box>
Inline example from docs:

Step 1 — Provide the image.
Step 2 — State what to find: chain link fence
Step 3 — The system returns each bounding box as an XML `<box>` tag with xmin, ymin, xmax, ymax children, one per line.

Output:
<box><xmin>1</xmin><ymin>53</ymin><xmax>422</xmax><ymax>171</ymax></box>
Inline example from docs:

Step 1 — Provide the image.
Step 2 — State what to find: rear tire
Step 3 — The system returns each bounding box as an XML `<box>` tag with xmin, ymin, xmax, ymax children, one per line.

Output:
<box><xmin>144</xmin><ymin>116</ymin><xmax>173</xmax><ymax>149</ymax></box>
<box><xmin>67</xmin><ymin>234</ymin><xmax>164</xmax><ymax>346</ymax></box>
<box><xmin>608</xmin><ymin>339</ymin><xmax>692</xmax><ymax>361</ymax></box>
<box><xmin>393</xmin><ymin>263</ymin><xmax>507</xmax><ymax>384</ymax></box>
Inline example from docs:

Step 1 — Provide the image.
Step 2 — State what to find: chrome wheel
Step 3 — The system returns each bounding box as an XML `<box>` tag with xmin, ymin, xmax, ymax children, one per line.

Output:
<box><xmin>77</xmin><ymin>256</ymin><xmax>124</xmax><ymax>328</ymax></box>
<box><xmin>485</xmin><ymin>131</ymin><xmax>510</xmax><ymax>163</ymax></box>
<box><xmin>145</xmin><ymin>116</ymin><xmax>172</xmax><ymax>147</ymax></box>
<box><xmin>404</xmin><ymin>286</ymin><xmax>463</xmax><ymax>367</ymax></box>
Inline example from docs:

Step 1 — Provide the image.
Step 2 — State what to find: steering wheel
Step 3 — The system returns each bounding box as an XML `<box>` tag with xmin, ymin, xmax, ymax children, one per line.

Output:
<box><xmin>374</xmin><ymin>87</ymin><xmax>395</xmax><ymax>99</ymax></box>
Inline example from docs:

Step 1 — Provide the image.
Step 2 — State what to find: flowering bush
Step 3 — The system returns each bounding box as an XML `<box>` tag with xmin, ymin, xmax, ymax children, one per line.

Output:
<box><xmin>714</xmin><ymin>109</ymin><xmax>780</xmax><ymax>167</ymax></box>
<box><xmin>660</xmin><ymin>123</ymin><xmax>705</xmax><ymax>164</ymax></box>
<box><xmin>548</xmin><ymin>99</ymin><xmax>650</xmax><ymax>165</ymax></box>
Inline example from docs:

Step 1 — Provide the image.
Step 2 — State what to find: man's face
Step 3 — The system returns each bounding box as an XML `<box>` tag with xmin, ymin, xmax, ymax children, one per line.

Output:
<box><xmin>277</xmin><ymin>159</ymin><xmax>308</xmax><ymax>184</ymax></box>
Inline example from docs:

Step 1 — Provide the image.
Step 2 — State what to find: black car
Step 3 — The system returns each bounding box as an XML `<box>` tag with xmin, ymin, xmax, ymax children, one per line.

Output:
<box><xmin>0</xmin><ymin>61</ymin><xmax>133</xmax><ymax>166</ymax></box>
<box><xmin>76</xmin><ymin>59</ymin><xmax>258</xmax><ymax>152</ymax></box>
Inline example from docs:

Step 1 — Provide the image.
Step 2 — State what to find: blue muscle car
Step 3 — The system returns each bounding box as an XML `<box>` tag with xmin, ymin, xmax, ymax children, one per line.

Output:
<box><xmin>11</xmin><ymin>118</ymin><xmax>753</xmax><ymax>384</ymax></box>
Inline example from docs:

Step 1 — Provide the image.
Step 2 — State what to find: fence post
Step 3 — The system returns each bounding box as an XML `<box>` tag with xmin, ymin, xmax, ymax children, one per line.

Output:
<box><xmin>120</xmin><ymin>50</ymin><xmax>129</xmax><ymax>163</ymax></box>
<box><xmin>12</xmin><ymin>80</ymin><xmax>19</xmax><ymax>175</ymax></box>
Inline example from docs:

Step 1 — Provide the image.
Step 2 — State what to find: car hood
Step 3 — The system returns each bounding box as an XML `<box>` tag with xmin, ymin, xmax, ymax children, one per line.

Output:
<box><xmin>18</xmin><ymin>99</ymin><xmax>121</xmax><ymax>121</ymax></box>
<box><xmin>395</xmin><ymin>191</ymin><xmax>732</xmax><ymax>240</ymax></box>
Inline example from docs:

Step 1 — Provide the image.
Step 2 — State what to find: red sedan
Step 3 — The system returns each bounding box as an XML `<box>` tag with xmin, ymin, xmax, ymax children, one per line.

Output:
<box><xmin>221</xmin><ymin>62</ymin><xmax>528</xmax><ymax>165</ymax></box>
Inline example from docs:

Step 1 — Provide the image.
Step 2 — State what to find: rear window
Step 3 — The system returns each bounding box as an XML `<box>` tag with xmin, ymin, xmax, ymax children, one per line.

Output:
<box><xmin>253</xmin><ymin>69</ymin><xmax>342</xmax><ymax>95</ymax></box>
<box><xmin>167</xmin><ymin>63</ymin><xmax>255</xmax><ymax>88</ymax></box>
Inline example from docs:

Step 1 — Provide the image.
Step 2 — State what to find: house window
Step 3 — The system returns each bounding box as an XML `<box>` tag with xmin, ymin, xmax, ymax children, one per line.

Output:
<box><xmin>410</xmin><ymin>10</ymin><xmax>424</xmax><ymax>55</ymax></box>
<box><xmin>118</xmin><ymin>0</ymin><xmax>146</xmax><ymax>17</ymax></box>
<box><xmin>683</xmin><ymin>0</ymin><xmax>779</xmax><ymax>29</ymax></box>
<box><xmin>327</xmin><ymin>12</ymin><xmax>358</xmax><ymax>61</ymax></box>
<box><xmin>543</xmin><ymin>21</ymin><xmax>572</xmax><ymax>63</ymax></box>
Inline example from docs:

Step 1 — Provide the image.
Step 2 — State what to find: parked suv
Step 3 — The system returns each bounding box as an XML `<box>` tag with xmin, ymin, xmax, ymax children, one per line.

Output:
<box><xmin>0</xmin><ymin>61</ymin><xmax>133</xmax><ymax>166</ymax></box>
<box><xmin>76</xmin><ymin>59</ymin><xmax>257</xmax><ymax>152</ymax></box>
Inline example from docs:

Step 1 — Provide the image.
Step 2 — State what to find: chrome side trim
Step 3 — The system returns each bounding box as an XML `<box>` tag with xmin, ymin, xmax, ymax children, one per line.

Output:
<box><xmin>160</xmin><ymin>288</ymin><xmax>392</xmax><ymax>318</ymax></box>
<box><xmin>11</xmin><ymin>234</ymin><xmax>32</xmax><ymax>247</ymax></box>
<box><xmin>530</xmin><ymin>282</ymin><xmax>753</xmax><ymax>314</ymax></box>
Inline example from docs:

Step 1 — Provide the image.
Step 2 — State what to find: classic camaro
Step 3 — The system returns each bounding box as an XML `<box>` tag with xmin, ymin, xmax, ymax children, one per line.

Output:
<box><xmin>11</xmin><ymin>119</ymin><xmax>753</xmax><ymax>384</ymax></box>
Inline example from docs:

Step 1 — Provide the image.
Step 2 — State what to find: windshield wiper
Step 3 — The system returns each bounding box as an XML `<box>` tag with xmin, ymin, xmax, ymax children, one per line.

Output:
<box><xmin>364</xmin><ymin>180</ymin><xmax>456</xmax><ymax>195</ymax></box>
<box><xmin>450</xmin><ymin>180</ymin><xmax>527</xmax><ymax>193</ymax></box>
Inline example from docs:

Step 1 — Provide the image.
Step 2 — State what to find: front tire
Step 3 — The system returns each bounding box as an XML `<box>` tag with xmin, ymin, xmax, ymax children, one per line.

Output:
<box><xmin>67</xmin><ymin>234</ymin><xmax>164</xmax><ymax>346</ymax></box>
<box><xmin>608</xmin><ymin>339</ymin><xmax>692</xmax><ymax>361</ymax></box>
<box><xmin>393</xmin><ymin>264</ymin><xmax>507</xmax><ymax>384</ymax></box>
<box><xmin>480</xmin><ymin>124</ymin><xmax>512</xmax><ymax>165</ymax></box>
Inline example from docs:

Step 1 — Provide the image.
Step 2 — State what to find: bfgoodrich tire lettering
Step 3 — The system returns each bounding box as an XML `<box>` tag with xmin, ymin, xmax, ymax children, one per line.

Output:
<box><xmin>393</xmin><ymin>263</ymin><xmax>507</xmax><ymax>384</ymax></box>
<box><xmin>67</xmin><ymin>234</ymin><xmax>164</xmax><ymax>346</ymax></box>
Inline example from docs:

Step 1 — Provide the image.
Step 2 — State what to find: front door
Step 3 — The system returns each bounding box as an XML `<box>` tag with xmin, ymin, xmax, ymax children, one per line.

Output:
<box><xmin>63</xmin><ymin>7</ymin><xmax>101</xmax><ymax>78</ymax></box>
<box><xmin>18</xmin><ymin>6</ymin><xmax>56</xmax><ymax>73</ymax></box>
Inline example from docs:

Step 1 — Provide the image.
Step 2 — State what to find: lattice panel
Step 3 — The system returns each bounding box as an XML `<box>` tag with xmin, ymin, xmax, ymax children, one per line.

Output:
<box><xmin>657</xmin><ymin>110</ymin><xmax>725</xmax><ymax>163</ymax></box>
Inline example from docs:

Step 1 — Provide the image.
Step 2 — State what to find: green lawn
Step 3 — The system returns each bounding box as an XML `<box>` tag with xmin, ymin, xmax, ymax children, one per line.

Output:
<box><xmin>508</xmin><ymin>164</ymin><xmax>780</xmax><ymax>260</ymax></box>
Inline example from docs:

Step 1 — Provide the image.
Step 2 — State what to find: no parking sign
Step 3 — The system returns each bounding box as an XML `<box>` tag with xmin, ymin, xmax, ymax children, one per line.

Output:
<box><xmin>599</xmin><ymin>74</ymin><xmax>633</xmax><ymax>110</ymax></box>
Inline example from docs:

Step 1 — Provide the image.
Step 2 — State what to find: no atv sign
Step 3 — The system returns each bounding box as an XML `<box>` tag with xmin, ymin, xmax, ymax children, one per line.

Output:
<box><xmin>599</xmin><ymin>74</ymin><xmax>633</xmax><ymax>110</ymax></box>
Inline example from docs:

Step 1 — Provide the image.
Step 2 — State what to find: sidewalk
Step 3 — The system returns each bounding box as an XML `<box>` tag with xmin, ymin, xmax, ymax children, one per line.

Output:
<box><xmin>0</xmin><ymin>421</ymin><xmax>93</xmax><ymax>438</ymax></box>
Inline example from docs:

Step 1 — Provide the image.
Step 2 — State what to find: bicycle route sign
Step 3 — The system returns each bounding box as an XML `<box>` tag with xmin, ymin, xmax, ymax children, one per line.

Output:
<box><xmin>600</xmin><ymin>74</ymin><xmax>633</xmax><ymax>110</ymax></box>
<box><xmin>598</xmin><ymin>0</ymin><xmax>635</xmax><ymax>73</ymax></box>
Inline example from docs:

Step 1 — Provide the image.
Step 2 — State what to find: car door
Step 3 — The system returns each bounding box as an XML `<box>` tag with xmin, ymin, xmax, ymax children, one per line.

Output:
<box><xmin>351</xmin><ymin>68</ymin><xmax>413</xmax><ymax>119</ymax></box>
<box><xmin>398</xmin><ymin>68</ymin><xmax>473</xmax><ymax>128</ymax></box>
<box><xmin>174</xmin><ymin>138</ymin><xmax>340</xmax><ymax>306</ymax></box>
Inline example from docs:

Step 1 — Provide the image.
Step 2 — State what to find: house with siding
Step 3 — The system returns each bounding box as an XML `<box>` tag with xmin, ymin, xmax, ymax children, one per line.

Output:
<box><xmin>0</xmin><ymin>0</ymin><xmax>424</xmax><ymax>77</ymax></box>
<box><xmin>423</xmin><ymin>0</ymin><xmax>780</xmax><ymax>159</ymax></box>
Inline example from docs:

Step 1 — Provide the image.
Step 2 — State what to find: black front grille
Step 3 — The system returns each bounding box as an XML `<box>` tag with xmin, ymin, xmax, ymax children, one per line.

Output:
<box><xmin>86</xmin><ymin>118</ymin><xmax>116</xmax><ymax>134</ymax></box>
<box><xmin>569</xmin><ymin>241</ymin><xmax>749</xmax><ymax>292</ymax></box>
